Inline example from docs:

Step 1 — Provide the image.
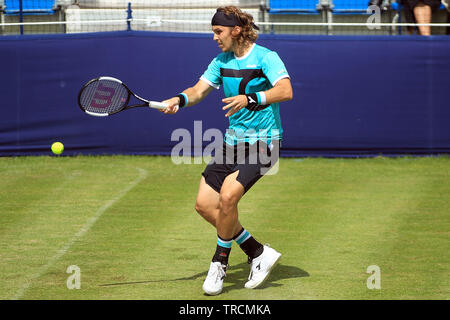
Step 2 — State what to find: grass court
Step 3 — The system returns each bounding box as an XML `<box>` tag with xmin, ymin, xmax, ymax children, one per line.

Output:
<box><xmin>1</xmin><ymin>155</ymin><xmax>448</xmax><ymax>300</ymax></box>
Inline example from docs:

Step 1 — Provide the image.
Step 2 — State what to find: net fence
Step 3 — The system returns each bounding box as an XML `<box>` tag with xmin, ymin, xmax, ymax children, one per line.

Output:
<box><xmin>1</xmin><ymin>0</ymin><xmax>450</xmax><ymax>35</ymax></box>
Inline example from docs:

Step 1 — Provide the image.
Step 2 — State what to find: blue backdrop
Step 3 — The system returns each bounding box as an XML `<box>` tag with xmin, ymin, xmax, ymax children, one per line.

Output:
<box><xmin>1</xmin><ymin>31</ymin><xmax>449</xmax><ymax>157</ymax></box>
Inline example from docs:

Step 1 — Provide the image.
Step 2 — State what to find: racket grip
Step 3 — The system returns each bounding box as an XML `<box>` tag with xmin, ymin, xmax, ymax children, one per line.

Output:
<box><xmin>148</xmin><ymin>101</ymin><xmax>169</xmax><ymax>110</ymax></box>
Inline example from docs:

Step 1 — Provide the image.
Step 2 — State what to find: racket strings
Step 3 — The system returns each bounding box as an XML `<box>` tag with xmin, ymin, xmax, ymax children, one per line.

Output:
<box><xmin>79</xmin><ymin>79</ymin><xmax>129</xmax><ymax>115</ymax></box>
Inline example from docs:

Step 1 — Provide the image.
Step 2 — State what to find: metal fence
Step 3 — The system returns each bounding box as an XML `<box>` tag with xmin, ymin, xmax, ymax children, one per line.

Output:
<box><xmin>1</xmin><ymin>0</ymin><xmax>450</xmax><ymax>35</ymax></box>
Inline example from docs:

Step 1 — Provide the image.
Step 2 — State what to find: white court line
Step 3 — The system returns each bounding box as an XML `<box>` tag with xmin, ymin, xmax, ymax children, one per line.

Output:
<box><xmin>11</xmin><ymin>167</ymin><xmax>148</xmax><ymax>300</ymax></box>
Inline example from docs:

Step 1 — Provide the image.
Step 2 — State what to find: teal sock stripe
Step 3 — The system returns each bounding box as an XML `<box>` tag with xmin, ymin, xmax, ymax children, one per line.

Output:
<box><xmin>235</xmin><ymin>230</ymin><xmax>251</xmax><ymax>245</ymax></box>
<box><xmin>217</xmin><ymin>237</ymin><xmax>233</xmax><ymax>248</ymax></box>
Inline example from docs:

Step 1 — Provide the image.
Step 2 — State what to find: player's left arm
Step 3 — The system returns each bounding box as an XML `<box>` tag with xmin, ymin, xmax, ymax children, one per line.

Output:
<box><xmin>262</xmin><ymin>77</ymin><xmax>293</xmax><ymax>104</ymax></box>
<box><xmin>222</xmin><ymin>78</ymin><xmax>293</xmax><ymax>118</ymax></box>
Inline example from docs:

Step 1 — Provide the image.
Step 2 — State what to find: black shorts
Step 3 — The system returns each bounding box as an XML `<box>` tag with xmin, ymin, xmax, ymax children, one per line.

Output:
<box><xmin>202</xmin><ymin>140</ymin><xmax>280</xmax><ymax>194</ymax></box>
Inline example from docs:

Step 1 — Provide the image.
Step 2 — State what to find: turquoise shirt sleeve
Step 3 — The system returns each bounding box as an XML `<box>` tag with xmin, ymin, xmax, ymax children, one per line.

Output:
<box><xmin>261</xmin><ymin>51</ymin><xmax>290</xmax><ymax>86</ymax></box>
<box><xmin>200</xmin><ymin>56</ymin><xmax>222</xmax><ymax>89</ymax></box>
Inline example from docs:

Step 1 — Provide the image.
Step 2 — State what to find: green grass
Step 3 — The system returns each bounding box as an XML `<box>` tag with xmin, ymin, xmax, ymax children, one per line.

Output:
<box><xmin>0</xmin><ymin>155</ymin><xmax>449</xmax><ymax>300</ymax></box>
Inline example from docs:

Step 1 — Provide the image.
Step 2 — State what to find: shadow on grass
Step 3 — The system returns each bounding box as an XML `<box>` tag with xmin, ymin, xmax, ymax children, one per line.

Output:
<box><xmin>222</xmin><ymin>262</ymin><xmax>309</xmax><ymax>293</ymax></box>
<box><xmin>99</xmin><ymin>262</ymin><xmax>309</xmax><ymax>293</ymax></box>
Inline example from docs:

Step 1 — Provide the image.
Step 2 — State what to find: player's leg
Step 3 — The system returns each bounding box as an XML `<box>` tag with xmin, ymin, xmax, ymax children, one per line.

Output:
<box><xmin>195</xmin><ymin>176</ymin><xmax>243</xmax><ymax>232</ymax></box>
<box><xmin>216</xmin><ymin>170</ymin><xmax>245</xmax><ymax>240</ymax></box>
<box><xmin>414</xmin><ymin>1</ymin><xmax>433</xmax><ymax>35</ymax></box>
<box><xmin>204</xmin><ymin>171</ymin><xmax>244</xmax><ymax>270</ymax></box>
<box><xmin>217</xmin><ymin>167</ymin><xmax>281</xmax><ymax>290</ymax></box>
<box><xmin>196</xmin><ymin>174</ymin><xmax>244</xmax><ymax>295</ymax></box>
<box><xmin>200</xmin><ymin>140</ymin><xmax>281</xmax><ymax>293</ymax></box>
<box><xmin>199</xmin><ymin>170</ymin><xmax>268</xmax><ymax>295</ymax></box>
<box><xmin>232</xmin><ymin>141</ymin><xmax>282</xmax><ymax>289</ymax></box>
<box><xmin>195</xmin><ymin>176</ymin><xmax>220</xmax><ymax>227</ymax></box>
<box><xmin>196</xmin><ymin>172</ymin><xmax>266</xmax><ymax>259</ymax></box>
<box><xmin>202</xmin><ymin>171</ymin><xmax>245</xmax><ymax>293</ymax></box>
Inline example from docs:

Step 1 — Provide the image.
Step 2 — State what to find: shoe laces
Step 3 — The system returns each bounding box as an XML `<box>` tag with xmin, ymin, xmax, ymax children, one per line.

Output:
<box><xmin>210</xmin><ymin>263</ymin><xmax>227</xmax><ymax>282</ymax></box>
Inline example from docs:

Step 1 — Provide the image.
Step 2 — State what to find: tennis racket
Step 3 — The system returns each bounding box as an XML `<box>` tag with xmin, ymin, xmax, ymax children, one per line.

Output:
<box><xmin>78</xmin><ymin>76</ymin><xmax>173</xmax><ymax>117</ymax></box>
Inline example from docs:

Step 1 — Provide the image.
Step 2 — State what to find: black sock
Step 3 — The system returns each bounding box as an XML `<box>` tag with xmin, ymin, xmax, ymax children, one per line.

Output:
<box><xmin>212</xmin><ymin>235</ymin><xmax>233</xmax><ymax>266</ymax></box>
<box><xmin>233</xmin><ymin>228</ymin><xmax>264</xmax><ymax>260</ymax></box>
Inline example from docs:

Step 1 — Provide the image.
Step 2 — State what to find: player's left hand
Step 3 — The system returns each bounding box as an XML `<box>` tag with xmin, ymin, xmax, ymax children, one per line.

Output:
<box><xmin>222</xmin><ymin>95</ymin><xmax>248</xmax><ymax>117</ymax></box>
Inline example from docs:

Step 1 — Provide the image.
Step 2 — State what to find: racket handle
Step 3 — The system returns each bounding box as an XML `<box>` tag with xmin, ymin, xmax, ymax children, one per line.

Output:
<box><xmin>148</xmin><ymin>101</ymin><xmax>172</xmax><ymax>110</ymax></box>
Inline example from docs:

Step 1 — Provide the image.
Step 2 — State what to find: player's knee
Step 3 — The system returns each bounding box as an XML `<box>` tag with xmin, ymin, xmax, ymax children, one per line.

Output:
<box><xmin>195</xmin><ymin>200</ymin><xmax>206</xmax><ymax>215</ymax></box>
<box><xmin>195</xmin><ymin>200</ymin><xmax>218</xmax><ymax>227</ymax></box>
<box><xmin>195</xmin><ymin>199</ymin><xmax>214</xmax><ymax>216</ymax></box>
<box><xmin>219</xmin><ymin>191</ymin><xmax>239</xmax><ymax>210</ymax></box>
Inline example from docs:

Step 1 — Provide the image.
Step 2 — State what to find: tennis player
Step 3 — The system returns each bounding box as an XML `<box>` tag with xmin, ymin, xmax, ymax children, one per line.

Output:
<box><xmin>162</xmin><ymin>6</ymin><xmax>293</xmax><ymax>295</ymax></box>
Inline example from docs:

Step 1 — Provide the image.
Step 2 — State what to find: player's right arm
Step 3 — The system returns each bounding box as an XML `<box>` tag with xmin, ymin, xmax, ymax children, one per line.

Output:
<box><xmin>162</xmin><ymin>80</ymin><xmax>214</xmax><ymax>114</ymax></box>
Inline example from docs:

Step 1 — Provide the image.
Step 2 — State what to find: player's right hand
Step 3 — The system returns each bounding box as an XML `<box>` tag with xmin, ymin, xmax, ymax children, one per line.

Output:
<box><xmin>161</xmin><ymin>97</ymin><xmax>180</xmax><ymax>114</ymax></box>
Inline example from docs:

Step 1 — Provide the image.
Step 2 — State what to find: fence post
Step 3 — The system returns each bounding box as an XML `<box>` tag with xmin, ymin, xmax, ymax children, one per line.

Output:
<box><xmin>19</xmin><ymin>0</ymin><xmax>23</xmax><ymax>35</ymax></box>
<box><xmin>317</xmin><ymin>0</ymin><xmax>333</xmax><ymax>35</ymax></box>
<box><xmin>127</xmin><ymin>2</ymin><xmax>132</xmax><ymax>31</ymax></box>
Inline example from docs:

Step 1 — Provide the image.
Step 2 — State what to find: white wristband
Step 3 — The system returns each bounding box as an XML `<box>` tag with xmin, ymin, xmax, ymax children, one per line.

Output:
<box><xmin>258</xmin><ymin>91</ymin><xmax>267</xmax><ymax>105</ymax></box>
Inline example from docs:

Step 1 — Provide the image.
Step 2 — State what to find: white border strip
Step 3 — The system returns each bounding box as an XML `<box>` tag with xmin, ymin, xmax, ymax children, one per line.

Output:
<box><xmin>1</xmin><ymin>19</ymin><xmax>450</xmax><ymax>28</ymax></box>
<box><xmin>138</xmin><ymin>19</ymin><xmax>450</xmax><ymax>27</ymax></box>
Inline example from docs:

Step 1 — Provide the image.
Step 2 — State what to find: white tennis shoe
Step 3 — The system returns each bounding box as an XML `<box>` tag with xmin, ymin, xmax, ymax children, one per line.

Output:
<box><xmin>245</xmin><ymin>245</ymin><xmax>281</xmax><ymax>289</ymax></box>
<box><xmin>202</xmin><ymin>261</ymin><xmax>227</xmax><ymax>295</ymax></box>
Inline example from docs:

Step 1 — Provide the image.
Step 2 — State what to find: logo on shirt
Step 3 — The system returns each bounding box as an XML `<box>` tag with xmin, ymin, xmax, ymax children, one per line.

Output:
<box><xmin>246</xmin><ymin>64</ymin><xmax>257</xmax><ymax>68</ymax></box>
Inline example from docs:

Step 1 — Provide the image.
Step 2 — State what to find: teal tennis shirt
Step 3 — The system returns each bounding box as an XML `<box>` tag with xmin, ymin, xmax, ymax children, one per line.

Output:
<box><xmin>200</xmin><ymin>43</ymin><xmax>290</xmax><ymax>146</ymax></box>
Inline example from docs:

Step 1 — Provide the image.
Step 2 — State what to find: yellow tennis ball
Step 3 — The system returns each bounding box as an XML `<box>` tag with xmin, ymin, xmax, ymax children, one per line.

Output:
<box><xmin>51</xmin><ymin>142</ymin><xmax>64</xmax><ymax>155</ymax></box>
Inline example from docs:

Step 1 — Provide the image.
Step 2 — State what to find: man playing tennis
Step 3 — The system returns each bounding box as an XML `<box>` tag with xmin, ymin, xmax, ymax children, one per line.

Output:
<box><xmin>162</xmin><ymin>6</ymin><xmax>293</xmax><ymax>295</ymax></box>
